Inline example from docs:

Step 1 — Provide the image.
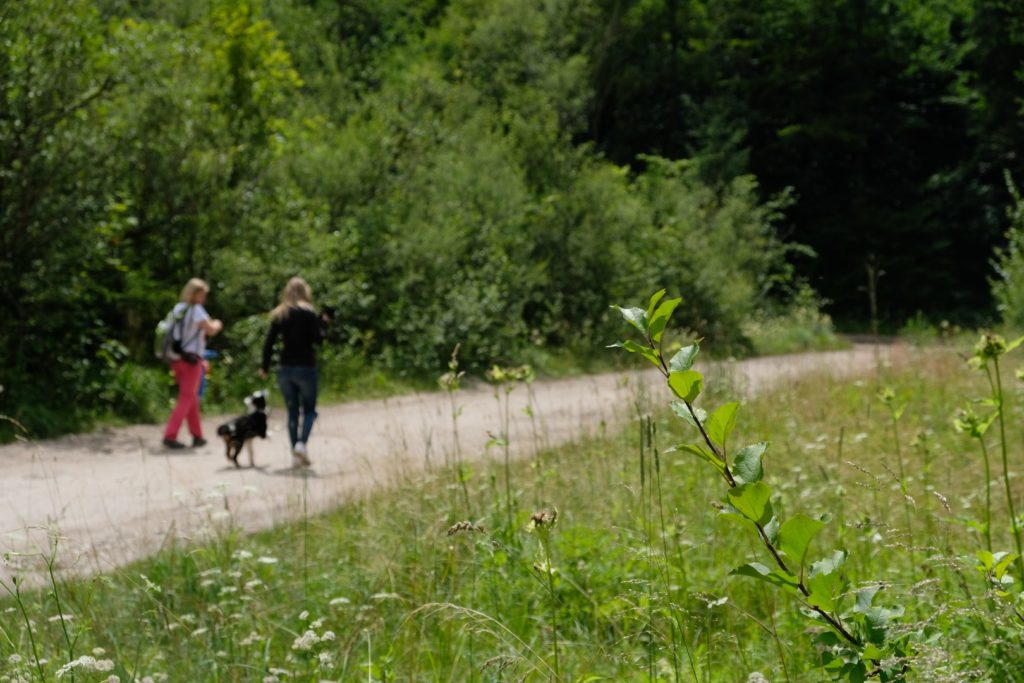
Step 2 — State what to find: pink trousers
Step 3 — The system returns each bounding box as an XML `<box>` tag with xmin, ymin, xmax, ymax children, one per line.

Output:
<box><xmin>163</xmin><ymin>360</ymin><xmax>204</xmax><ymax>440</ymax></box>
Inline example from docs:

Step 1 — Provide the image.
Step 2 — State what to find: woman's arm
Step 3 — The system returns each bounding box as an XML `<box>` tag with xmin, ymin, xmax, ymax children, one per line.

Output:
<box><xmin>200</xmin><ymin>318</ymin><xmax>223</xmax><ymax>336</ymax></box>
<box><xmin>260</xmin><ymin>319</ymin><xmax>280</xmax><ymax>378</ymax></box>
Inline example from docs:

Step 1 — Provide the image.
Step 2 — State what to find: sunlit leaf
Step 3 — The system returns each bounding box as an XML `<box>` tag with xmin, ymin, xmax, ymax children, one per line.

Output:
<box><xmin>727</xmin><ymin>481</ymin><xmax>773</xmax><ymax>525</ymax></box>
<box><xmin>608</xmin><ymin>340</ymin><xmax>660</xmax><ymax>367</ymax></box>
<box><xmin>732</xmin><ymin>442</ymin><xmax>767</xmax><ymax>485</ymax></box>
<box><xmin>670</xmin><ymin>401</ymin><xmax>706</xmax><ymax>429</ymax></box>
<box><xmin>669</xmin><ymin>342</ymin><xmax>700</xmax><ymax>373</ymax></box>
<box><xmin>649</xmin><ymin>296</ymin><xmax>682</xmax><ymax>344</ymax></box>
<box><xmin>668</xmin><ymin>369</ymin><xmax>702</xmax><ymax>402</ymax></box>
<box><xmin>778</xmin><ymin>514</ymin><xmax>825</xmax><ymax>572</ymax></box>
<box><xmin>730</xmin><ymin>562</ymin><xmax>799</xmax><ymax>591</ymax></box>
<box><xmin>705</xmin><ymin>402</ymin><xmax>740</xmax><ymax>449</ymax></box>
<box><xmin>645</xmin><ymin>289</ymin><xmax>666</xmax><ymax>322</ymax></box>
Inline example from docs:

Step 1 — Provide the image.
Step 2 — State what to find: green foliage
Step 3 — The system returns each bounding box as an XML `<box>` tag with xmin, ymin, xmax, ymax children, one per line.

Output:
<box><xmin>3</xmin><ymin>0</ymin><xmax>807</xmax><ymax>441</ymax></box>
<box><xmin>612</xmin><ymin>291</ymin><xmax>915</xmax><ymax>680</ymax></box>
<box><xmin>992</xmin><ymin>172</ymin><xmax>1024</xmax><ymax>328</ymax></box>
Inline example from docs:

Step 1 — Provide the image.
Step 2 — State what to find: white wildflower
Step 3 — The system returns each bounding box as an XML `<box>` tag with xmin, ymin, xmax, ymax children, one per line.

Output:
<box><xmin>298</xmin><ymin>610</ymin><xmax>309</xmax><ymax>621</ymax></box>
<box><xmin>257</xmin><ymin>556</ymin><xmax>278</xmax><ymax>565</ymax></box>
<box><xmin>49</xmin><ymin>614</ymin><xmax>73</xmax><ymax>622</ymax></box>
<box><xmin>191</xmin><ymin>627</ymin><xmax>209</xmax><ymax>638</ymax></box>
<box><xmin>139</xmin><ymin>574</ymin><xmax>161</xmax><ymax>593</ymax></box>
<box><xmin>233</xmin><ymin>549</ymin><xmax>253</xmax><ymax>560</ymax></box>
<box><xmin>321</xmin><ymin>630</ymin><xmax>336</xmax><ymax>641</ymax></box>
<box><xmin>245</xmin><ymin>579</ymin><xmax>264</xmax><ymax>591</ymax></box>
<box><xmin>309</xmin><ymin>618</ymin><xmax>324</xmax><ymax>629</ymax></box>
<box><xmin>92</xmin><ymin>648</ymin><xmax>106</xmax><ymax>656</ymax></box>
<box><xmin>371</xmin><ymin>592</ymin><xmax>400</xmax><ymax>601</ymax></box>
<box><xmin>7</xmin><ymin>654</ymin><xmax>22</xmax><ymax>665</ymax></box>
<box><xmin>240</xmin><ymin>632</ymin><xmax>262</xmax><ymax>646</ymax></box>
<box><xmin>291</xmin><ymin>630</ymin><xmax>319</xmax><ymax>651</ymax></box>
<box><xmin>104</xmin><ymin>676</ymin><xmax>120</xmax><ymax>683</ymax></box>
<box><xmin>219</xmin><ymin>586</ymin><xmax>238</xmax><ymax>596</ymax></box>
<box><xmin>318</xmin><ymin>651</ymin><xmax>335</xmax><ymax>667</ymax></box>
<box><xmin>55</xmin><ymin>656</ymin><xmax>115</xmax><ymax>678</ymax></box>
<box><xmin>200</xmin><ymin>579</ymin><xmax>216</xmax><ymax>588</ymax></box>
<box><xmin>328</xmin><ymin>597</ymin><xmax>350</xmax><ymax>606</ymax></box>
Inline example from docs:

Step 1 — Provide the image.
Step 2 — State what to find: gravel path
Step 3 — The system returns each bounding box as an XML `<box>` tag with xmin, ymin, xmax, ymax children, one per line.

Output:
<box><xmin>0</xmin><ymin>345</ymin><xmax>888</xmax><ymax>584</ymax></box>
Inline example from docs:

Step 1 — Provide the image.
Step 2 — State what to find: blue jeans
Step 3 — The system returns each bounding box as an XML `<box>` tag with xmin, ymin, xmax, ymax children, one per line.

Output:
<box><xmin>277</xmin><ymin>366</ymin><xmax>318</xmax><ymax>447</ymax></box>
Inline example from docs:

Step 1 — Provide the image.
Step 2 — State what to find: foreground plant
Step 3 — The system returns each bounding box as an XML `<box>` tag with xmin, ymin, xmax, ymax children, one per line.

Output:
<box><xmin>968</xmin><ymin>332</ymin><xmax>1024</xmax><ymax>579</ymax></box>
<box><xmin>486</xmin><ymin>364</ymin><xmax>535</xmax><ymax>536</ymax></box>
<box><xmin>611</xmin><ymin>290</ymin><xmax>912</xmax><ymax>681</ymax></box>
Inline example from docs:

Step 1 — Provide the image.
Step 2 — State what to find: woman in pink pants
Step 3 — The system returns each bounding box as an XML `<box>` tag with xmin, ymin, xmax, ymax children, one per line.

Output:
<box><xmin>162</xmin><ymin>278</ymin><xmax>223</xmax><ymax>449</ymax></box>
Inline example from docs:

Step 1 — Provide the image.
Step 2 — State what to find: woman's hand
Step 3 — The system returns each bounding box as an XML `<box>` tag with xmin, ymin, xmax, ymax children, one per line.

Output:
<box><xmin>201</xmin><ymin>318</ymin><xmax>224</xmax><ymax>336</ymax></box>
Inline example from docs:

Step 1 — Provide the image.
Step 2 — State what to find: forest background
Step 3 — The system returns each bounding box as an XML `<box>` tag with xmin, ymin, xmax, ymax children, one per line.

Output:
<box><xmin>2</xmin><ymin>0</ymin><xmax>1024</xmax><ymax>440</ymax></box>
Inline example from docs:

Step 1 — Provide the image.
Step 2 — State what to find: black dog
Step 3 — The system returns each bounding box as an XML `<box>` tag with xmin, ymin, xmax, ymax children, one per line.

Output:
<box><xmin>216</xmin><ymin>390</ymin><xmax>268</xmax><ymax>468</ymax></box>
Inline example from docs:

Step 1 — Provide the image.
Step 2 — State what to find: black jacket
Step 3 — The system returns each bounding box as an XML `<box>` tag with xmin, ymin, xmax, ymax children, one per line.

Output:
<box><xmin>261</xmin><ymin>307</ymin><xmax>327</xmax><ymax>371</ymax></box>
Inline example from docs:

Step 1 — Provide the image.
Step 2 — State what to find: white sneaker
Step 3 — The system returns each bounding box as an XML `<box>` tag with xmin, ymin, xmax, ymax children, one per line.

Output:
<box><xmin>293</xmin><ymin>441</ymin><xmax>310</xmax><ymax>467</ymax></box>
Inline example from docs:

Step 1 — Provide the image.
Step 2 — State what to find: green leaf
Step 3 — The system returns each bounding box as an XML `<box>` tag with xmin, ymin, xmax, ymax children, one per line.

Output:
<box><xmin>649</xmin><ymin>297</ymin><xmax>682</xmax><ymax>344</ymax></box>
<box><xmin>670</xmin><ymin>401</ymin><xmax>706</xmax><ymax>429</ymax></box>
<box><xmin>809</xmin><ymin>550</ymin><xmax>847</xmax><ymax>579</ymax></box>
<box><xmin>705</xmin><ymin>402</ymin><xmax>740</xmax><ymax>449</ymax></box>
<box><xmin>778</xmin><ymin>514</ymin><xmax>826</xmax><ymax>572</ymax></box>
<box><xmin>854</xmin><ymin>585</ymin><xmax>880</xmax><ymax>614</ymax></box>
<box><xmin>732</xmin><ymin>442</ymin><xmax>768</xmax><ymax>485</ymax></box>
<box><xmin>731</xmin><ymin>562</ymin><xmax>799</xmax><ymax>591</ymax></box>
<box><xmin>994</xmin><ymin>552</ymin><xmax>1019</xmax><ymax>579</ymax></box>
<box><xmin>727</xmin><ymin>482</ymin><xmax>773</xmax><ymax>525</ymax></box>
<box><xmin>668</xmin><ymin>370</ymin><xmax>703</xmax><ymax>402</ymax></box>
<box><xmin>806</xmin><ymin>550</ymin><xmax>847</xmax><ymax>612</ymax></box>
<box><xmin>608</xmin><ymin>340</ymin><xmax>660</xmax><ymax>367</ymax></box>
<box><xmin>975</xmin><ymin>549</ymin><xmax>995</xmax><ymax>571</ymax></box>
<box><xmin>861</xmin><ymin>643</ymin><xmax>886</xmax><ymax>661</ymax></box>
<box><xmin>1007</xmin><ymin>335</ymin><xmax>1024</xmax><ymax>353</ymax></box>
<box><xmin>671</xmin><ymin>443</ymin><xmax>726</xmax><ymax>476</ymax></box>
<box><xmin>807</xmin><ymin>569</ymin><xmax>842</xmax><ymax>612</ymax></box>
<box><xmin>669</xmin><ymin>342</ymin><xmax>700</xmax><ymax>373</ymax></box>
<box><xmin>645</xmin><ymin>289</ymin><xmax>667</xmax><ymax>323</ymax></box>
<box><xmin>612</xmin><ymin>305</ymin><xmax>647</xmax><ymax>334</ymax></box>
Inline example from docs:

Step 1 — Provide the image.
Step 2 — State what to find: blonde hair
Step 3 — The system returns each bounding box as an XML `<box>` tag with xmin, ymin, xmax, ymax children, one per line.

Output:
<box><xmin>271</xmin><ymin>276</ymin><xmax>314</xmax><ymax>321</ymax></box>
<box><xmin>179</xmin><ymin>278</ymin><xmax>210</xmax><ymax>304</ymax></box>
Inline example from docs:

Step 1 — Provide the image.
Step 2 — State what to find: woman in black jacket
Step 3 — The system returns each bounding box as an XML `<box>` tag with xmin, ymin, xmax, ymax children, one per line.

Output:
<box><xmin>259</xmin><ymin>277</ymin><xmax>330</xmax><ymax>467</ymax></box>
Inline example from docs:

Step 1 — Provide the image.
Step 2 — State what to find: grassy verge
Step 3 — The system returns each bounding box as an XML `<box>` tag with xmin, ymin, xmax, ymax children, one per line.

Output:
<box><xmin>6</xmin><ymin>343</ymin><xmax>1019</xmax><ymax>681</ymax></box>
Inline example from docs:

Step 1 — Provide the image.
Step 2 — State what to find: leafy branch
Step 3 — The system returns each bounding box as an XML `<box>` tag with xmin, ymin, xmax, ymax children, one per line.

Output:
<box><xmin>611</xmin><ymin>289</ymin><xmax>911</xmax><ymax>681</ymax></box>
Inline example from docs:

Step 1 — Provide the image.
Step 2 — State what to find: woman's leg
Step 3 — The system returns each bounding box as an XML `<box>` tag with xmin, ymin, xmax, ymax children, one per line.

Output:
<box><xmin>296</xmin><ymin>367</ymin><xmax>319</xmax><ymax>445</ymax></box>
<box><xmin>277</xmin><ymin>368</ymin><xmax>300</xmax><ymax>447</ymax></box>
<box><xmin>164</xmin><ymin>361</ymin><xmax>203</xmax><ymax>441</ymax></box>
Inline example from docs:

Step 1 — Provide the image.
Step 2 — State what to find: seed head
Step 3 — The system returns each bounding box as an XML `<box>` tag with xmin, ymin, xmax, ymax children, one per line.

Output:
<box><xmin>446</xmin><ymin>521</ymin><xmax>484</xmax><ymax>535</ymax></box>
<box><xmin>973</xmin><ymin>332</ymin><xmax>1007</xmax><ymax>362</ymax></box>
<box><xmin>527</xmin><ymin>508</ymin><xmax>558</xmax><ymax>531</ymax></box>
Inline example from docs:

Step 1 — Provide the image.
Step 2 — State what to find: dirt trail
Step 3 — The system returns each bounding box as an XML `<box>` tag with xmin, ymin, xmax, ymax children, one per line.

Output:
<box><xmin>0</xmin><ymin>345</ymin><xmax>889</xmax><ymax>584</ymax></box>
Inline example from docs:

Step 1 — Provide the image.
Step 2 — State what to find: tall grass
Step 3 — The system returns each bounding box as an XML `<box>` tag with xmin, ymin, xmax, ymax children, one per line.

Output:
<box><xmin>1</xmin><ymin>344</ymin><xmax>1023</xmax><ymax>680</ymax></box>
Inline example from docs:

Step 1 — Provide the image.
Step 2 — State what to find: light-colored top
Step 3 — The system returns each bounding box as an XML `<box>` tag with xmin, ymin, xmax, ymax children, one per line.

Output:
<box><xmin>172</xmin><ymin>302</ymin><xmax>211</xmax><ymax>356</ymax></box>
